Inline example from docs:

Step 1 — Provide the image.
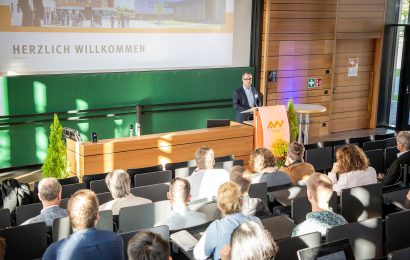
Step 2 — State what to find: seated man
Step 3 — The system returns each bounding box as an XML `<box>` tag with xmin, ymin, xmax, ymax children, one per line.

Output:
<box><xmin>381</xmin><ymin>131</ymin><xmax>410</xmax><ymax>186</ymax></box>
<box><xmin>229</xmin><ymin>166</ymin><xmax>271</xmax><ymax>217</ymax></box>
<box><xmin>22</xmin><ymin>177</ymin><xmax>67</xmax><ymax>227</ymax></box>
<box><xmin>187</xmin><ymin>146</ymin><xmax>230</xmax><ymax>200</ymax></box>
<box><xmin>43</xmin><ymin>189</ymin><xmax>124</xmax><ymax>260</ymax></box>
<box><xmin>155</xmin><ymin>178</ymin><xmax>208</xmax><ymax>231</ymax></box>
<box><xmin>127</xmin><ymin>231</ymin><xmax>171</xmax><ymax>260</ymax></box>
<box><xmin>99</xmin><ymin>169</ymin><xmax>152</xmax><ymax>215</ymax></box>
<box><xmin>292</xmin><ymin>173</ymin><xmax>347</xmax><ymax>237</ymax></box>
<box><xmin>281</xmin><ymin>142</ymin><xmax>315</xmax><ymax>185</ymax></box>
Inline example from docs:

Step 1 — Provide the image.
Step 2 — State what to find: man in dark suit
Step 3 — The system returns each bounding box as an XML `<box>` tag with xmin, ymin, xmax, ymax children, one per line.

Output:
<box><xmin>232</xmin><ymin>72</ymin><xmax>262</xmax><ymax>123</ymax></box>
<box><xmin>382</xmin><ymin>131</ymin><xmax>410</xmax><ymax>186</ymax></box>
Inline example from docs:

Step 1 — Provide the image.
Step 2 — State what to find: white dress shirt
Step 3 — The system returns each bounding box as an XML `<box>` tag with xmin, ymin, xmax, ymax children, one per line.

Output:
<box><xmin>328</xmin><ymin>167</ymin><xmax>377</xmax><ymax>195</ymax></box>
<box><xmin>186</xmin><ymin>169</ymin><xmax>230</xmax><ymax>200</ymax></box>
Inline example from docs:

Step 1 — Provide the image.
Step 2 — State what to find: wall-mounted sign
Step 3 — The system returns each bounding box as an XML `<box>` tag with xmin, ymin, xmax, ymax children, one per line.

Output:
<box><xmin>348</xmin><ymin>57</ymin><xmax>359</xmax><ymax>77</ymax></box>
<box><xmin>308</xmin><ymin>77</ymin><xmax>322</xmax><ymax>88</ymax></box>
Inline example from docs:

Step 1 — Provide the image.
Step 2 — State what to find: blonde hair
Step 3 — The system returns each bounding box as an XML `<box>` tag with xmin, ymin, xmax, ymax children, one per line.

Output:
<box><xmin>195</xmin><ymin>146</ymin><xmax>215</xmax><ymax>170</ymax></box>
<box><xmin>105</xmin><ymin>169</ymin><xmax>131</xmax><ymax>199</ymax></box>
<box><xmin>306</xmin><ymin>173</ymin><xmax>333</xmax><ymax>205</ymax></box>
<box><xmin>250</xmin><ymin>148</ymin><xmax>276</xmax><ymax>173</ymax></box>
<box><xmin>67</xmin><ymin>189</ymin><xmax>99</xmax><ymax>230</ymax></box>
<box><xmin>217</xmin><ymin>182</ymin><xmax>242</xmax><ymax>215</ymax></box>
<box><xmin>335</xmin><ymin>145</ymin><xmax>368</xmax><ymax>174</ymax></box>
<box><xmin>230</xmin><ymin>221</ymin><xmax>278</xmax><ymax>260</ymax></box>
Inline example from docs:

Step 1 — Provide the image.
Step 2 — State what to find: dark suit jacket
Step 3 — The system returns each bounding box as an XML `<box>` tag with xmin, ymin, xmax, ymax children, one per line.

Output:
<box><xmin>232</xmin><ymin>86</ymin><xmax>262</xmax><ymax>123</ymax></box>
<box><xmin>383</xmin><ymin>150</ymin><xmax>410</xmax><ymax>186</ymax></box>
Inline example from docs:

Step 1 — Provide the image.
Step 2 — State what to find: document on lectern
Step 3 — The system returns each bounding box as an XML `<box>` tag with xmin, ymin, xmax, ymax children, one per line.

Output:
<box><xmin>170</xmin><ymin>230</ymin><xmax>199</xmax><ymax>251</ymax></box>
<box><xmin>240</xmin><ymin>107</ymin><xmax>259</xmax><ymax>114</ymax></box>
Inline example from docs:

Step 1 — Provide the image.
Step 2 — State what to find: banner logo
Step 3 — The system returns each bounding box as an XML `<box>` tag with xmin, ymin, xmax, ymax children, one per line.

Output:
<box><xmin>268</xmin><ymin>120</ymin><xmax>284</xmax><ymax>129</ymax></box>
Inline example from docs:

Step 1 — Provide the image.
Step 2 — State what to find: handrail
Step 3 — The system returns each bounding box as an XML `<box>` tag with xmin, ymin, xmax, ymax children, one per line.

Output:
<box><xmin>0</xmin><ymin>99</ymin><xmax>232</xmax><ymax>126</ymax></box>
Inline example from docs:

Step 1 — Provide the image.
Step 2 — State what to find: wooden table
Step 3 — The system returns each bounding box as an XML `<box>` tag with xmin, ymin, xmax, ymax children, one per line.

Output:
<box><xmin>294</xmin><ymin>104</ymin><xmax>326</xmax><ymax>145</ymax></box>
<box><xmin>383</xmin><ymin>188</ymin><xmax>410</xmax><ymax>210</ymax></box>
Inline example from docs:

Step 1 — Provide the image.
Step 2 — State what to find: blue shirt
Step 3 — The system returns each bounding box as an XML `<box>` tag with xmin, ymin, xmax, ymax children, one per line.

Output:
<box><xmin>22</xmin><ymin>205</ymin><xmax>67</xmax><ymax>227</ymax></box>
<box><xmin>193</xmin><ymin>213</ymin><xmax>261</xmax><ymax>260</ymax></box>
<box><xmin>43</xmin><ymin>228</ymin><xmax>124</xmax><ymax>260</ymax></box>
<box><xmin>243</xmin><ymin>86</ymin><xmax>255</xmax><ymax>108</ymax></box>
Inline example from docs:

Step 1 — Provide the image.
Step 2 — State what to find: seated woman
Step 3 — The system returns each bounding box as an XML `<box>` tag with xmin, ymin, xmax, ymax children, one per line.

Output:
<box><xmin>193</xmin><ymin>182</ymin><xmax>261</xmax><ymax>260</ymax></box>
<box><xmin>249</xmin><ymin>148</ymin><xmax>292</xmax><ymax>189</ymax></box>
<box><xmin>99</xmin><ymin>169</ymin><xmax>152</xmax><ymax>215</ymax></box>
<box><xmin>328</xmin><ymin>145</ymin><xmax>377</xmax><ymax>195</ymax></box>
<box><xmin>281</xmin><ymin>141</ymin><xmax>315</xmax><ymax>185</ymax></box>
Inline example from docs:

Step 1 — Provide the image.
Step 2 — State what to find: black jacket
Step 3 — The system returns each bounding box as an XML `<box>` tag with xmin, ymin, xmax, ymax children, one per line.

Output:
<box><xmin>383</xmin><ymin>150</ymin><xmax>410</xmax><ymax>186</ymax></box>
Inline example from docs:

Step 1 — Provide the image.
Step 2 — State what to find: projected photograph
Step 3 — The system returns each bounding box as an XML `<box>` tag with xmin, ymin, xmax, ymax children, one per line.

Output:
<box><xmin>6</xmin><ymin>0</ymin><xmax>227</xmax><ymax>29</ymax></box>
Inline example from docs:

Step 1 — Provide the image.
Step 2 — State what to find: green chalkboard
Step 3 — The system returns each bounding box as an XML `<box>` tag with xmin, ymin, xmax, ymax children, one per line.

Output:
<box><xmin>0</xmin><ymin>67</ymin><xmax>253</xmax><ymax>169</ymax></box>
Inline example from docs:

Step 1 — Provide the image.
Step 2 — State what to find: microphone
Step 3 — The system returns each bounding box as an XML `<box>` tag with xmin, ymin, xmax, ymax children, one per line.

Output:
<box><xmin>254</xmin><ymin>92</ymin><xmax>260</xmax><ymax>107</ymax></box>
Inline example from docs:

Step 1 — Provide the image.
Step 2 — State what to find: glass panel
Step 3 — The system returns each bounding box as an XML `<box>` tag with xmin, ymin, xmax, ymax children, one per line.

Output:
<box><xmin>400</xmin><ymin>0</ymin><xmax>409</xmax><ymax>24</ymax></box>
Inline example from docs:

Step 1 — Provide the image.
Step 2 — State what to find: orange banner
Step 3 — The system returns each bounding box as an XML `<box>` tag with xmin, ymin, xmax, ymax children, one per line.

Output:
<box><xmin>255</xmin><ymin>106</ymin><xmax>290</xmax><ymax>149</ymax></box>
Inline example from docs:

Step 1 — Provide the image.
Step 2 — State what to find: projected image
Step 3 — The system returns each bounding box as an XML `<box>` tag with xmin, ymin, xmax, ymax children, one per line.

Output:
<box><xmin>8</xmin><ymin>0</ymin><xmax>226</xmax><ymax>29</ymax></box>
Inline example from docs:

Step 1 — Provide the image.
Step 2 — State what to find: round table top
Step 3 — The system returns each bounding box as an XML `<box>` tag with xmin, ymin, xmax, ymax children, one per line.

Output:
<box><xmin>294</xmin><ymin>104</ymin><xmax>327</xmax><ymax>114</ymax></box>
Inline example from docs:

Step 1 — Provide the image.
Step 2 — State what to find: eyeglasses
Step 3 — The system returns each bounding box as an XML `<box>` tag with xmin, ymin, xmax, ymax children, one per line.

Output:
<box><xmin>243</xmin><ymin>78</ymin><xmax>253</xmax><ymax>81</ymax></box>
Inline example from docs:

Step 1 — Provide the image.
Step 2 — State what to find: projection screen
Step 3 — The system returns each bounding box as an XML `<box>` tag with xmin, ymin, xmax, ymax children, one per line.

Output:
<box><xmin>0</xmin><ymin>0</ymin><xmax>252</xmax><ymax>75</ymax></box>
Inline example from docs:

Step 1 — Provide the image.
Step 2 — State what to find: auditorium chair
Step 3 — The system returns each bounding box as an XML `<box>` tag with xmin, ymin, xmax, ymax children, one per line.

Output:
<box><xmin>16</xmin><ymin>202</ymin><xmax>42</xmax><ymax>225</ymax></box>
<box><xmin>326</xmin><ymin>217</ymin><xmax>383</xmax><ymax>259</ymax></box>
<box><xmin>304</xmin><ymin>146</ymin><xmax>333</xmax><ymax>173</ymax></box>
<box><xmin>96</xmin><ymin>192</ymin><xmax>114</xmax><ymax>205</ymax></box>
<box><xmin>385</xmin><ymin>147</ymin><xmax>399</xmax><ymax>172</ymax></box>
<box><xmin>82</xmin><ymin>172</ymin><xmax>108</xmax><ymax>188</ymax></box>
<box><xmin>374</xmin><ymin>132</ymin><xmax>396</xmax><ymax>140</ymax></box>
<box><xmin>261</xmin><ymin>215</ymin><xmax>296</xmax><ymax>241</ymax></box>
<box><xmin>215</xmin><ymin>159</ymin><xmax>243</xmax><ymax>172</ymax></box>
<box><xmin>386</xmin><ymin>137</ymin><xmax>398</xmax><ymax>148</ymax></box>
<box><xmin>130</xmin><ymin>183</ymin><xmax>169</xmax><ymax>202</ymax></box>
<box><xmin>363</xmin><ymin>139</ymin><xmax>388</xmax><ymax>151</ymax></box>
<box><xmin>118</xmin><ymin>200</ymin><xmax>171</xmax><ymax>233</ymax></box>
<box><xmin>304</xmin><ymin>142</ymin><xmax>322</xmax><ymax>150</ymax></box>
<box><xmin>349</xmin><ymin>136</ymin><xmax>373</xmax><ymax>148</ymax></box>
<box><xmin>322</xmin><ymin>139</ymin><xmax>348</xmax><ymax>148</ymax></box>
<box><xmin>291</xmin><ymin>191</ymin><xmax>337</xmax><ymax>224</ymax></box>
<box><xmin>127</xmin><ymin>165</ymin><xmax>164</xmax><ymax>187</ymax></box>
<box><xmin>0</xmin><ymin>208</ymin><xmax>10</xmax><ymax>229</ymax></box>
<box><xmin>388</xmin><ymin>247</ymin><xmax>410</xmax><ymax>260</ymax></box>
<box><xmin>174</xmin><ymin>166</ymin><xmax>197</xmax><ymax>178</ymax></box>
<box><xmin>61</xmin><ymin>182</ymin><xmax>87</xmax><ymax>199</ymax></box>
<box><xmin>133</xmin><ymin>170</ymin><xmax>172</xmax><ymax>187</ymax></box>
<box><xmin>364</xmin><ymin>149</ymin><xmax>385</xmax><ymax>174</ymax></box>
<box><xmin>249</xmin><ymin>182</ymin><xmax>269</xmax><ymax>207</ymax></box>
<box><xmin>90</xmin><ymin>179</ymin><xmax>109</xmax><ymax>194</ymax></box>
<box><xmin>340</xmin><ymin>182</ymin><xmax>382</xmax><ymax>222</ymax></box>
<box><xmin>275</xmin><ymin>232</ymin><xmax>321</xmax><ymax>260</ymax></box>
<box><xmin>386</xmin><ymin>210</ymin><xmax>410</xmax><ymax>253</ymax></box>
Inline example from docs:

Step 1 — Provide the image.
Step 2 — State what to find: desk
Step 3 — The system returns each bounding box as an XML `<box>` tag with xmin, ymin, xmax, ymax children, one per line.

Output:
<box><xmin>269</xmin><ymin>186</ymin><xmax>307</xmax><ymax>206</ymax></box>
<box><xmin>294</xmin><ymin>104</ymin><xmax>326</xmax><ymax>145</ymax></box>
<box><xmin>383</xmin><ymin>188</ymin><xmax>410</xmax><ymax>210</ymax></box>
<box><xmin>261</xmin><ymin>215</ymin><xmax>296</xmax><ymax>241</ymax></box>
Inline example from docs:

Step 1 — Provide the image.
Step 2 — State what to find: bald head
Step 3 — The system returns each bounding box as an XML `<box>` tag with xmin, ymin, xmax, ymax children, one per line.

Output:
<box><xmin>38</xmin><ymin>177</ymin><xmax>62</xmax><ymax>202</ymax></box>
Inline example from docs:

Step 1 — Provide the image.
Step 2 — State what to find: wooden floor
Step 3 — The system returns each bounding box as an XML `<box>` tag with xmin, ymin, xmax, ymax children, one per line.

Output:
<box><xmin>0</xmin><ymin>127</ymin><xmax>396</xmax><ymax>186</ymax></box>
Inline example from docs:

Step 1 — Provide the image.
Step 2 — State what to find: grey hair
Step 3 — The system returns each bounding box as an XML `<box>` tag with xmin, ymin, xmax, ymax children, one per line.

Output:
<box><xmin>195</xmin><ymin>146</ymin><xmax>215</xmax><ymax>170</ymax></box>
<box><xmin>38</xmin><ymin>177</ymin><xmax>62</xmax><ymax>201</ymax></box>
<box><xmin>230</xmin><ymin>221</ymin><xmax>278</xmax><ymax>260</ymax></box>
<box><xmin>397</xmin><ymin>131</ymin><xmax>410</xmax><ymax>150</ymax></box>
<box><xmin>105</xmin><ymin>169</ymin><xmax>131</xmax><ymax>199</ymax></box>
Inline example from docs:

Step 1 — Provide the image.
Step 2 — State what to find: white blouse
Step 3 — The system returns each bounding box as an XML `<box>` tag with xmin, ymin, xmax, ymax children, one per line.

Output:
<box><xmin>328</xmin><ymin>167</ymin><xmax>378</xmax><ymax>195</ymax></box>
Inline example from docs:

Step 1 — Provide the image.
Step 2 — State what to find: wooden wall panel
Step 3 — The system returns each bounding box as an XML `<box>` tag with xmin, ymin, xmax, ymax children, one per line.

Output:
<box><xmin>260</xmin><ymin>0</ymin><xmax>386</xmax><ymax>138</ymax></box>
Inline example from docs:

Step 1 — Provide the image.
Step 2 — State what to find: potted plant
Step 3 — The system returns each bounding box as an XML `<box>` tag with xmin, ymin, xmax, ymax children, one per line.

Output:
<box><xmin>287</xmin><ymin>98</ymin><xmax>299</xmax><ymax>142</ymax></box>
<box><xmin>271</xmin><ymin>139</ymin><xmax>289</xmax><ymax>168</ymax></box>
<box><xmin>42</xmin><ymin>114</ymin><xmax>69</xmax><ymax>179</ymax></box>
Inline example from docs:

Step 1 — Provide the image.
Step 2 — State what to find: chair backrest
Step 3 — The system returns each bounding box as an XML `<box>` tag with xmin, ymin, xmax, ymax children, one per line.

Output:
<box><xmin>304</xmin><ymin>143</ymin><xmax>322</xmax><ymax>150</ymax></box>
<box><xmin>304</xmin><ymin>146</ymin><xmax>333</xmax><ymax>172</ymax></box>
<box><xmin>340</xmin><ymin>182</ymin><xmax>382</xmax><ymax>222</ymax></box>
<box><xmin>276</xmin><ymin>232</ymin><xmax>321</xmax><ymax>260</ymax></box>
<box><xmin>127</xmin><ymin>165</ymin><xmax>164</xmax><ymax>186</ymax></box>
<box><xmin>0</xmin><ymin>208</ymin><xmax>10</xmax><ymax>229</ymax></box>
<box><xmin>82</xmin><ymin>173</ymin><xmax>108</xmax><ymax>188</ymax></box>
<box><xmin>118</xmin><ymin>200</ymin><xmax>171</xmax><ymax>233</ymax></box>
<box><xmin>175</xmin><ymin>166</ymin><xmax>197</xmax><ymax>178</ymax></box>
<box><xmin>385</xmin><ymin>147</ymin><xmax>399</xmax><ymax>172</ymax></box>
<box><xmin>130</xmin><ymin>183</ymin><xmax>169</xmax><ymax>202</ymax></box>
<box><xmin>291</xmin><ymin>191</ymin><xmax>337</xmax><ymax>224</ymax></box>
<box><xmin>386</xmin><ymin>137</ymin><xmax>397</xmax><ymax>148</ymax></box>
<box><xmin>120</xmin><ymin>225</ymin><xmax>169</xmax><ymax>260</ymax></box>
<box><xmin>364</xmin><ymin>149</ymin><xmax>384</xmax><ymax>174</ymax></box>
<box><xmin>215</xmin><ymin>154</ymin><xmax>235</xmax><ymax>163</ymax></box>
<box><xmin>214</xmin><ymin>159</ymin><xmax>243</xmax><ymax>172</ymax></box>
<box><xmin>322</xmin><ymin>139</ymin><xmax>347</xmax><ymax>147</ymax></box>
<box><xmin>349</xmin><ymin>136</ymin><xmax>373</xmax><ymax>147</ymax></box>
<box><xmin>268</xmin><ymin>186</ymin><xmax>307</xmax><ymax>205</ymax></box>
<box><xmin>96</xmin><ymin>192</ymin><xmax>114</xmax><ymax>205</ymax></box>
<box><xmin>249</xmin><ymin>182</ymin><xmax>268</xmax><ymax>207</ymax></box>
<box><xmin>326</xmin><ymin>217</ymin><xmax>383</xmax><ymax>259</ymax></box>
<box><xmin>0</xmin><ymin>222</ymin><xmax>47</xmax><ymax>259</ymax></box>
<box><xmin>16</xmin><ymin>202</ymin><xmax>42</xmax><ymax>225</ymax></box>
<box><xmin>388</xmin><ymin>247</ymin><xmax>410</xmax><ymax>260</ymax></box>
<box><xmin>165</xmin><ymin>161</ymin><xmax>196</xmax><ymax>173</ymax></box>
<box><xmin>61</xmin><ymin>182</ymin><xmax>87</xmax><ymax>199</ymax></box>
<box><xmin>90</xmin><ymin>179</ymin><xmax>109</xmax><ymax>194</ymax></box>
<box><xmin>96</xmin><ymin>210</ymin><xmax>113</xmax><ymax>232</ymax></box>
<box><xmin>386</xmin><ymin>210</ymin><xmax>410</xmax><ymax>253</ymax></box>
<box><xmin>52</xmin><ymin>216</ymin><xmax>72</xmax><ymax>242</ymax></box>
<box><xmin>375</xmin><ymin>132</ymin><xmax>396</xmax><ymax>140</ymax></box>
<box><xmin>260</xmin><ymin>215</ymin><xmax>296</xmax><ymax>241</ymax></box>
<box><xmin>363</xmin><ymin>140</ymin><xmax>388</xmax><ymax>151</ymax></box>
<box><xmin>134</xmin><ymin>170</ymin><xmax>172</xmax><ymax>187</ymax></box>
<box><xmin>58</xmin><ymin>176</ymin><xmax>80</xmax><ymax>186</ymax></box>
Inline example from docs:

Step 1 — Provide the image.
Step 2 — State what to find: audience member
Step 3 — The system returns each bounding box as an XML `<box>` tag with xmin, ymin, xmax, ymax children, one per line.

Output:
<box><xmin>155</xmin><ymin>178</ymin><xmax>208</xmax><ymax>230</ymax></box>
<box><xmin>229</xmin><ymin>166</ymin><xmax>271</xmax><ymax>217</ymax></box>
<box><xmin>193</xmin><ymin>182</ymin><xmax>261</xmax><ymax>260</ymax></box>
<box><xmin>43</xmin><ymin>189</ymin><xmax>124</xmax><ymax>260</ymax></box>
<box><xmin>220</xmin><ymin>221</ymin><xmax>278</xmax><ymax>260</ymax></box>
<box><xmin>127</xmin><ymin>231</ymin><xmax>171</xmax><ymax>260</ymax></box>
<box><xmin>99</xmin><ymin>169</ymin><xmax>151</xmax><ymax>215</ymax></box>
<box><xmin>281</xmin><ymin>142</ymin><xmax>315</xmax><ymax>184</ymax></box>
<box><xmin>292</xmin><ymin>173</ymin><xmax>347</xmax><ymax>237</ymax></box>
<box><xmin>328</xmin><ymin>145</ymin><xmax>377</xmax><ymax>195</ymax></box>
<box><xmin>22</xmin><ymin>177</ymin><xmax>67</xmax><ymax>226</ymax></box>
<box><xmin>249</xmin><ymin>148</ymin><xmax>291</xmax><ymax>189</ymax></box>
<box><xmin>381</xmin><ymin>131</ymin><xmax>410</xmax><ymax>186</ymax></box>
<box><xmin>187</xmin><ymin>147</ymin><xmax>230</xmax><ymax>200</ymax></box>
